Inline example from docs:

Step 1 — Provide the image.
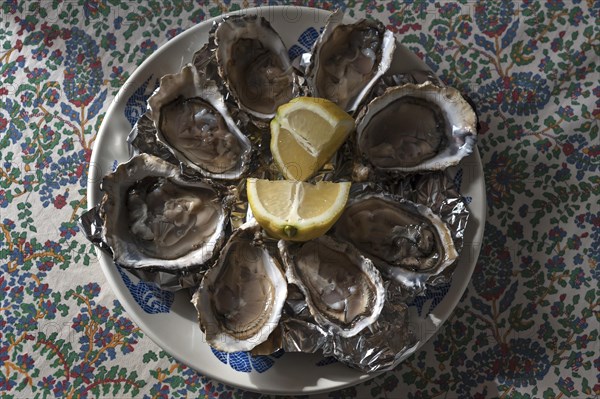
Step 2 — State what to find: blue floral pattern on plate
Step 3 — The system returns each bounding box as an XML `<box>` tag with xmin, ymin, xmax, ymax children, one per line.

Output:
<box><xmin>125</xmin><ymin>75</ymin><xmax>159</xmax><ymax>127</ymax></box>
<box><xmin>287</xmin><ymin>27</ymin><xmax>320</xmax><ymax>60</ymax></box>
<box><xmin>210</xmin><ymin>348</ymin><xmax>285</xmax><ymax>373</ymax></box>
<box><xmin>116</xmin><ymin>266</ymin><xmax>175</xmax><ymax>314</ymax></box>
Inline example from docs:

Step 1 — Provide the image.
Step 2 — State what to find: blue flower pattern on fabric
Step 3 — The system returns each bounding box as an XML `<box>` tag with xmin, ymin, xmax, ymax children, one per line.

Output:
<box><xmin>116</xmin><ymin>266</ymin><xmax>174</xmax><ymax>314</ymax></box>
<box><xmin>479</xmin><ymin>72</ymin><xmax>551</xmax><ymax>116</ymax></box>
<box><xmin>0</xmin><ymin>0</ymin><xmax>596</xmax><ymax>396</ymax></box>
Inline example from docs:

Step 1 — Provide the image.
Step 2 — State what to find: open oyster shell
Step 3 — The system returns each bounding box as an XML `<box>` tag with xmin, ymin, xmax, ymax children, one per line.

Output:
<box><xmin>355</xmin><ymin>82</ymin><xmax>477</xmax><ymax>172</ymax></box>
<box><xmin>305</xmin><ymin>9</ymin><xmax>395</xmax><ymax>114</ymax></box>
<box><xmin>279</xmin><ymin>236</ymin><xmax>385</xmax><ymax>338</ymax></box>
<box><xmin>213</xmin><ymin>15</ymin><xmax>296</xmax><ymax>120</ymax></box>
<box><xmin>192</xmin><ymin>222</ymin><xmax>288</xmax><ymax>352</ymax></box>
<box><xmin>333</xmin><ymin>190</ymin><xmax>459</xmax><ymax>291</ymax></box>
<box><xmin>148</xmin><ymin>64</ymin><xmax>253</xmax><ymax>180</ymax></box>
<box><xmin>100</xmin><ymin>154</ymin><xmax>229</xmax><ymax>273</ymax></box>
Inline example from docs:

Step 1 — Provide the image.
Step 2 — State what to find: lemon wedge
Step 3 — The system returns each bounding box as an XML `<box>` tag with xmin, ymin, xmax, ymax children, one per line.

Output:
<box><xmin>246</xmin><ymin>178</ymin><xmax>351</xmax><ymax>241</ymax></box>
<box><xmin>270</xmin><ymin>97</ymin><xmax>354</xmax><ymax>181</ymax></box>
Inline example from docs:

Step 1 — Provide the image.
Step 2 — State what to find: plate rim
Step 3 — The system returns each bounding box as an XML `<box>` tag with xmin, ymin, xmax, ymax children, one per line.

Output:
<box><xmin>87</xmin><ymin>5</ymin><xmax>486</xmax><ymax>395</ymax></box>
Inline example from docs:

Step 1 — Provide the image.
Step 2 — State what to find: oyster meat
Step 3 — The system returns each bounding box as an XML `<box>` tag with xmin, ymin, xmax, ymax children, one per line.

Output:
<box><xmin>193</xmin><ymin>222</ymin><xmax>287</xmax><ymax>352</ymax></box>
<box><xmin>334</xmin><ymin>192</ymin><xmax>458</xmax><ymax>288</ymax></box>
<box><xmin>160</xmin><ymin>99</ymin><xmax>241</xmax><ymax>173</ymax></box>
<box><xmin>214</xmin><ymin>15</ymin><xmax>295</xmax><ymax>120</ymax></box>
<box><xmin>356</xmin><ymin>82</ymin><xmax>477</xmax><ymax>172</ymax></box>
<box><xmin>148</xmin><ymin>64</ymin><xmax>252</xmax><ymax>180</ymax></box>
<box><xmin>279</xmin><ymin>236</ymin><xmax>385</xmax><ymax>337</ymax></box>
<box><xmin>305</xmin><ymin>9</ymin><xmax>395</xmax><ymax>113</ymax></box>
<box><xmin>100</xmin><ymin>154</ymin><xmax>228</xmax><ymax>272</ymax></box>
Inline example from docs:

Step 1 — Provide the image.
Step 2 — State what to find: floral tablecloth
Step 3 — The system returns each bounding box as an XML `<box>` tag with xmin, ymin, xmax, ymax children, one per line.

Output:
<box><xmin>1</xmin><ymin>1</ymin><xmax>598</xmax><ymax>398</ymax></box>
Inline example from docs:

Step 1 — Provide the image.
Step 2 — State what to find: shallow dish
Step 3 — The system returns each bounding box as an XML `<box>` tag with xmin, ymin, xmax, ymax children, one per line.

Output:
<box><xmin>87</xmin><ymin>6</ymin><xmax>486</xmax><ymax>395</ymax></box>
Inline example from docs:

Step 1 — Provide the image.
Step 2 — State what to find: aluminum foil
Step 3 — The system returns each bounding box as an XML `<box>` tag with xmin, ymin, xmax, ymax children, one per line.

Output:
<box><xmin>279</xmin><ymin>281</ymin><xmax>418</xmax><ymax>372</ymax></box>
<box><xmin>272</xmin><ymin>171</ymin><xmax>467</xmax><ymax>372</ymax></box>
<box><xmin>82</xmin><ymin>11</ymin><xmax>474</xmax><ymax>372</ymax></box>
<box><xmin>127</xmin><ymin>112</ymin><xmax>179</xmax><ymax>165</ymax></box>
<box><xmin>87</xmin><ymin>148</ymin><xmax>468</xmax><ymax>373</ymax></box>
<box><xmin>328</xmin><ymin>291</ymin><xmax>417</xmax><ymax>371</ymax></box>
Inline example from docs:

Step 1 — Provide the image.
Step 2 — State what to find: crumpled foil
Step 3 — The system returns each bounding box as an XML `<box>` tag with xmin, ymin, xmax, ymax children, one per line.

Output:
<box><xmin>82</xmin><ymin>12</ymin><xmax>474</xmax><ymax>372</ymax></box>
<box><xmin>273</xmin><ymin>170</ymin><xmax>467</xmax><ymax>372</ymax></box>
<box><xmin>127</xmin><ymin>112</ymin><xmax>179</xmax><ymax>165</ymax></box>
<box><xmin>279</xmin><ymin>280</ymin><xmax>418</xmax><ymax>372</ymax></box>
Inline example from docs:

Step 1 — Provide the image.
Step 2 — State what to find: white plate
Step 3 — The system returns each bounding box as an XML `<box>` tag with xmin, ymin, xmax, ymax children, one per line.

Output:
<box><xmin>88</xmin><ymin>6</ymin><xmax>486</xmax><ymax>395</ymax></box>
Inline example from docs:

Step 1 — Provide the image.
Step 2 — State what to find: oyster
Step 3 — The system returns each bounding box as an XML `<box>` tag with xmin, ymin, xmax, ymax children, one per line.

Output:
<box><xmin>213</xmin><ymin>15</ymin><xmax>295</xmax><ymax>120</ymax></box>
<box><xmin>305</xmin><ymin>9</ymin><xmax>395</xmax><ymax>113</ymax></box>
<box><xmin>355</xmin><ymin>82</ymin><xmax>477</xmax><ymax>172</ymax></box>
<box><xmin>148</xmin><ymin>64</ymin><xmax>252</xmax><ymax>180</ymax></box>
<box><xmin>100</xmin><ymin>154</ymin><xmax>228</xmax><ymax>272</ymax></box>
<box><xmin>279</xmin><ymin>236</ymin><xmax>385</xmax><ymax>337</ymax></box>
<box><xmin>333</xmin><ymin>192</ymin><xmax>458</xmax><ymax>289</ymax></box>
<box><xmin>193</xmin><ymin>222</ymin><xmax>287</xmax><ymax>352</ymax></box>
